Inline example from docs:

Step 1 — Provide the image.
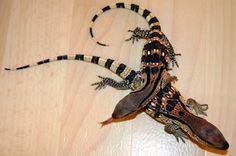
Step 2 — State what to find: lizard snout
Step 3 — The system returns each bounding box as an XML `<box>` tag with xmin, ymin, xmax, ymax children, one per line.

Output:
<box><xmin>197</xmin><ymin>122</ymin><xmax>229</xmax><ymax>150</ymax></box>
<box><xmin>182</xmin><ymin>113</ymin><xmax>229</xmax><ymax>150</ymax></box>
<box><xmin>189</xmin><ymin>116</ymin><xmax>229</xmax><ymax>150</ymax></box>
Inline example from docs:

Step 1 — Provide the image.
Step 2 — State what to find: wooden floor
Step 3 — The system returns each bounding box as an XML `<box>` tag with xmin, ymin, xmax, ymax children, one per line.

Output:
<box><xmin>0</xmin><ymin>0</ymin><xmax>235</xmax><ymax>156</ymax></box>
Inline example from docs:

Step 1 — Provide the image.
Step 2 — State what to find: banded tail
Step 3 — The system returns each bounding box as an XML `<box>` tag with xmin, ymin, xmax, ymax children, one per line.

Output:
<box><xmin>4</xmin><ymin>54</ymin><xmax>138</xmax><ymax>83</ymax></box>
<box><xmin>90</xmin><ymin>2</ymin><xmax>162</xmax><ymax>46</ymax></box>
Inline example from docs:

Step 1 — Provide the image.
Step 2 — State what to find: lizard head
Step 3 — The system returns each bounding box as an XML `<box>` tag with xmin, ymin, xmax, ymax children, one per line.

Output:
<box><xmin>168</xmin><ymin>102</ymin><xmax>229</xmax><ymax>150</ymax></box>
<box><xmin>158</xmin><ymin>84</ymin><xmax>229</xmax><ymax>150</ymax></box>
<box><xmin>182</xmin><ymin>113</ymin><xmax>229</xmax><ymax>150</ymax></box>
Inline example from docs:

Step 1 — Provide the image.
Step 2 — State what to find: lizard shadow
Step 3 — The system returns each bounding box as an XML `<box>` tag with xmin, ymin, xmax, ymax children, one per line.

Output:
<box><xmin>189</xmin><ymin>136</ymin><xmax>228</xmax><ymax>155</ymax></box>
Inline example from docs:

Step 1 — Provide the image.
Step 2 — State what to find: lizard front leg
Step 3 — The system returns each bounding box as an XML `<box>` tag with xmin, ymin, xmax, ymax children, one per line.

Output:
<box><xmin>91</xmin><ymin>76</ymin><xmax>131</xmax><ymax>90</ymax></box>
<box><xmin>186</xmin><ymin>98</ymin><xmax>208</xmax><ymax>116</ymax></box>
<box><xmin>92</xmin><ymin>73</ymin><xmax>144</xmax><ymax>91</ymax></box>
<box><xmin>125</xmin><ymin>27</ymin><xmax>150</xmax><ymax>43</ymax></box>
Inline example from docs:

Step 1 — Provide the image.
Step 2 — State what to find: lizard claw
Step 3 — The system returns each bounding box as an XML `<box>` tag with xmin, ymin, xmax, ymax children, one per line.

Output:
<box><xmin>171</xmin><ymin>53</ymin><xmax>181</xmax><ymax>68</ymax></box>
<box><xmin>125</xmin><ymin>27</ymin><xmax>144</xmax><ymax>44</ymax></box>
<box><xmin>99</xmin><ymin>117</ymin><xmax>113</xmax><ymax>127</ymax></box>
<box><xmin>173</xmin><ymin>129</ymin><xmax>188</xmax><ymax>143</ymax></box>
<box><xmin>164</xmin><ymin>123</ymin><xmax>188</xmax><ymax>143</ymax></box>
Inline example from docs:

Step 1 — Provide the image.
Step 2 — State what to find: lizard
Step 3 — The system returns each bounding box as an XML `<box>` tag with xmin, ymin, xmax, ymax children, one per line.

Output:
<box><xmin>88</xmin><ymin>2</ymin><xmax>229</xmax><ymax>150</ymax></box>
<box><xmin>4</xmin><ymin>53</ymin><xmax>229</xmax><ymax>150</ymax></box>
<box><xmin>4</xmin><ymin>2</ymin><xmax>229</xmax><ymax>150</ymax></box>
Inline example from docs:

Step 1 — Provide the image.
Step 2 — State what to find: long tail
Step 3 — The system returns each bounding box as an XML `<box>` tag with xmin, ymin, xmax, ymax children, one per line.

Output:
<box><xmin>4</xmin><ymin>54</ymin><xmax>138</xmax><ymax>82</ymax></box>
<box><xmin>89</xmin><ymin>2</ymin><xmax>162</xmax><ymax>46</ymax></box>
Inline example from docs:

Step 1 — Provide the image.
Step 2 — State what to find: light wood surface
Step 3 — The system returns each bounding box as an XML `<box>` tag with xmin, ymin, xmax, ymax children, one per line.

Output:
<box><xmin>0</xmin><ymin>0</ymin><xmax>235</xmax><ymax>156</ymax></box>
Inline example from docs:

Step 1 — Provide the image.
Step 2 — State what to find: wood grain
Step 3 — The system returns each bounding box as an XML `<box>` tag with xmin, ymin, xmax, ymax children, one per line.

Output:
<box><xmin>0</xmin><ymin>0</ymin><xmax>235</xmax><ymax>156</ymax></box>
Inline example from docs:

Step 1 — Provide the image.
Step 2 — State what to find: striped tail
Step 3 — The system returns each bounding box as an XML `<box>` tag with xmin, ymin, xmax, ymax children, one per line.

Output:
<box><xmin>90</xmin><ymin>2</ymin><xmax>161</xmax><ymax>46</ymax></box>
<box><xmin>4</xmin><ymin>54</ymin><xmax>138</xmax><ymax>83</ymax></box>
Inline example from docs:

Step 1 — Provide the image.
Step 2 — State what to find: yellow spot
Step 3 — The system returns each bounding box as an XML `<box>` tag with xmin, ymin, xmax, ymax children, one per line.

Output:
<box><xmin>31</xmin><ymin>62</ymin><xmax>38</xmax><ymax>67</ymax></box>
<box><xmin>109</xmin><ymin>4</ymin><xmax>116</xmax><ymax>9</ymax></box>
<box><xmin>138</xmin><ymin>7</ymin><xmax>144</xmax><ymax>15</ymax></box>
<box><xmin>97</xmin><ymin>10</ymin><xmax>103</xmax><ymax>15</ymax></box>
<box><xmin>90</xmin><ymin>21</ymin><xmax>94</xmax><ymax>27</ymax></box>
<box><xmin>124</xmin><ymin>3</ymin><xmax>131</xmax><ymax>9</ymax></box>
<box><xmin>146</xmin><ymin>15</ymin><xmax>152</xmax><ymax>21</ymax></box>
<box><xmin>67</xmin><ymin>55</ymin><xmax>75</xmax><ymax>60</ymax></box>
<box><xmin>84</xmin><ymin>55</ymin><xmax>92</xmax><ymax>62</ymax></box>
<box><xmin>120</xmin><ymin>67</ymin><xmax>132</xmax><ymax>78</ymax></box>
<box><xmin>98</xmin><ymin>58</ymin><xmax>106</xmax><ymax>67</ymax></box>
<box><xmin>50</xmin><ymin>58</ymin><xmax>57</xmax><ymax>62</ymax></box>
<box><xmin>110</xmin><ymin>62</ymin><xmax>119</xmax><ymax>73</ymax></box>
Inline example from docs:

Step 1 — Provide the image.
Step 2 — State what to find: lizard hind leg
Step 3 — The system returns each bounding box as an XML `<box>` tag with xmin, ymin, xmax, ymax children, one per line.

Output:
<box><xmin>164</xmin><ymin>123</ymin><xmax>188</xmax><ymax>143</ymax></box>
<box><xmin>161</xmin><ymin>73</ymin><xmax>178</xmax><ymax>89</ymax></box>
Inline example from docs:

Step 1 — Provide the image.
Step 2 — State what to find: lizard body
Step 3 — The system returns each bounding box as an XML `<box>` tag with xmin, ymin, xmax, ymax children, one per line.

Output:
<box><xmin>5</xmin><ymin>2</ymin><xmax>229</xmax><ymax>151</ymax></box>
<box><xmin>89</xmin><ymin>2</ymin><xmax>229</xmax><ymax>150</ymax></box>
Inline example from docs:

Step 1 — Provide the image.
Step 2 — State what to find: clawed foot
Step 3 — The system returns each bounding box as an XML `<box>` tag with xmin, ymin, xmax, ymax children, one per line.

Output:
<box><xmin>125</xmin><ymin>27</ymin><xmax>141</xmax><ymax>43</ymax></box>
<box><xmin>164</xmin><ymin>123</ymin><xmax>188</xmax><ymax>143</ymax></box>
<box><xmin>171</xmin><ymin>53</ymin><xmax>181</xmax><ymax>68</ymax></box>
<box><xmin>91</xmin><ymin>75</ymin><xmax>108</xmax><ymax>90</ymax></box>
<box><xmin>92</xmin><ymin>75</ymin><xmax>132</xmax><ymax>90</ymax></box>
<box><xmin>172</xmin><ymin>129</ymin><xmax>188</xmax><ymax>143</ymax></box>
<box><xmin>125</xmin><ymin>27</ymin><xmax>149</xmax><ymax>44</ymax></box>
<box><xmin>186</xmin><ymin>98</ymin><xmax>208</xmax><ymax>116</ymax></box>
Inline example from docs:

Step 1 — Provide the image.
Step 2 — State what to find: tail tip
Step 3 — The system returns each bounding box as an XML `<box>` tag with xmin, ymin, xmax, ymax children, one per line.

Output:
<box><xmin>96</xmin><ymin>41</ymin><xmax>108</xmax><ymax>47</ymax></box>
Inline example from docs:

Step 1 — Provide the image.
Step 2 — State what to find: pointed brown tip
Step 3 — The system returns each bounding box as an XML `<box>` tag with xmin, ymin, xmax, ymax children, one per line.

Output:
<box><xmin>96</xmin><ymin>41</ymin><xmax>108</xmax><ymax>46</ymax></box>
